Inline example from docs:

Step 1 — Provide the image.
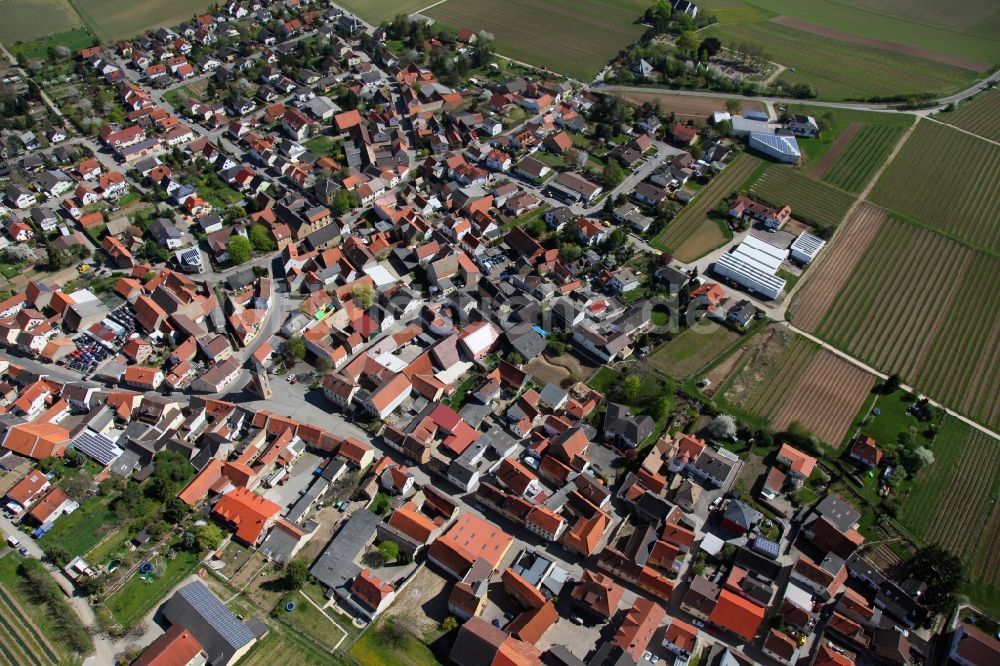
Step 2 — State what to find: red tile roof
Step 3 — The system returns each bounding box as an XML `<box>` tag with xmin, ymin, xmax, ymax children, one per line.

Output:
<box><xmin>503</xmin><ymin>568</ymin><xmax>547</xmax><ymax>610</ymax></box>
<box><xmin>351</xmin><ymin>569</ymin><xmax>393</xmax><ymax>611</ymax></box>
<box><xmin>6</xmin><ymin>470</ymin><xmax>50</xmax><ymax>506</ymax></box>
<box><xmin>612</xmin><ymin>597</ymin><xmax>666</xmax><ymax>662</ymax></box>
<box><xmin>211</xmin><ymin>487</ymin><xmax>280</xmax><ymax>544</ymax></box>
<box><xmin>570</xmin><ymin>570</ymin><xmax>622</xmax><ymax>618</ymax></box>
<box><xmin>133</xmin><ymin>624</ymin><xmax>206</xmax><ymax>666</ymax></box>
<box><xmin>708</xmin><ymin>589</ymin><xmax>765</xmax><ymax>642</ymax></box>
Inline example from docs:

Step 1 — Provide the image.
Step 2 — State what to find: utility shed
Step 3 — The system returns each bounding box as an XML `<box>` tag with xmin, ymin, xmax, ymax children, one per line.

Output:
<box><xmin>789</xmin><ymin>232</ymin><xmax>827</xmax><ymax>265</ymax></box>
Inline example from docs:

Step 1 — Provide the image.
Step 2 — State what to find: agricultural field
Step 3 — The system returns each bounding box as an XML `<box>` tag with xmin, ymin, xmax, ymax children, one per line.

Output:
<box><xmin>802</xmin><ymin>214</ymin><xmax>1000</xmax><ymax>430</ymax></box>
<box><xmin>0</xmin><ymin>0</ymin><xmax>82</xmax><ymax>44</ymax></box>
<box><xmin>705</xmin><ymin>0</ymin><xmax>1000</xmax><ymax>64</ymax></box>
<box><xmin>783</xmin><ymin>104</ymin><xmax>914</xmax><ymax>168</ymax></box>
<box><xmin>426</xmin><ymin>0</ymin><xmax>650</xmax><ymax>81</ymax></box>
<box><xmin>9</xmin><ymin>28</ymin><xmax>95</xmax><ymax>60</ymax></box>
<box><xmin>723</xmin><ymin>327</ymin><xmax>874</xmax><ymax>444</ymax></box>
<box><xmin>937</xmin><ymin>89</ymin><xmax>1000</xmax><ymax>144</ymax></box>
<box><xmin>336</xmin><ymin>0</ymin><xmax>436</xmax><ymax>25</ymax></box>
<box><xmin>701</xmin><ymin>20</ymin><xmax>978</xmax><ymax>101</ymax></box>
<box><xmin>750</xmin><ymin>167</ymin><xmax>855</xmax><ymax>232</ymax></box>
<box><xmin>0</xmin><ymin>554</ymin><xmax>91</xmax><ymax>661</ymax></box>
<box><xmin>868</xmin><ymin>120</ymin><xmax>1000</xmax><ymax>254</ymax></box>
<box><xmin>898</xmin><ymin>417</ymin><xmax>1000</xmax><ymax>568</ymax></box>
<box><xmin>818</xmin><ymin>124</ymin><xmax>907</xmax><ymax>193</ymax></box>
<box><xmin>653</xmin><ymin>153</ymin><xmax>759</xmax><ymax>261</ymax></box>
<box><xmin>613</xmin><ymin>91</ymin><xmax>765</xmax><ymax>122</ymax></box>
<box><xmin>72</xmin><ymin>0</ymin><xmax>217</xmax><ymax>43</ymax></box>
<box><xmin>648</xmin><ymin>324</ymin><xmax>741</xmax><ymax>379</ymax></box>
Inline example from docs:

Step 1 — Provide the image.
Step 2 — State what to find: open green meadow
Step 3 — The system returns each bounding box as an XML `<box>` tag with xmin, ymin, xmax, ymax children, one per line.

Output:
<box><xmin>72</xmin><ymin>0</ymin><xmax>216</xmax><ymax>43</ymax></box>
<box><xmin>868</xmin><ymin>120</ymin><xmax>1000</xmax><ymax>254</ymax></box>
<box><xmin>937</xmin><ymin>89</ymin><xmax>1000</xmax><ymax>143</ymax></box>
<box><xmin>653</xmin><ymin>153</ymin><xmax>759</xmax><ymax>261</ymax></box>
<box><xmin>703</xmin><ymin>0</ymin><xmax>1000</xmax><ymax>63</ymax></box>
<box><xmin>335</xmin><ymin>0</ymin><xmax>437</xmax><ymax>25</ymax></box>
<box><xmin>9</xmin><ymin>28</ymin><xmax>95</xmax><ymax>60</ymax></box>
<box><xmin>819</xmin><ymin>123</ymin><xmax>906</xmax><ymax>193</ymax></box>
<box><xmin>810</xmin><ymin>215</ymin><xmax>1000</xmax><ymax>431</ymax></box>
<box><xmin>106</xmin><ymin>549</ymin><xmax>200</xmax><ymax>628</ymax></box>
<box><xmin>0</xmin><ymin>0</ymin><xmax>82</xmax><ymax>44</ymax></box>
<box><xmin>701</xmin><ymin>20</ymin><xmax>977</xmax><ymax>101</ymax></box>
<box><xmin>750</xmin><ymin>167</ymin><xmax>855</xmax><ymax>232</ymax></box>
<box><xmin>426</xmin><ymin>0</ymin><xmax>650</xmax><ymax>81</ymax></box>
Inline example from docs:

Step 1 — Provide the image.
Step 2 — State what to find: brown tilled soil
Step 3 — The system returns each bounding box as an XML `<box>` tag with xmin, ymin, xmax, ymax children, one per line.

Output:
<box><xmin>770</xmin><ymin>16</ymin><xmax>991</xmax><ymax>72</ymax></box>
<box><xmin>810</xmin><ymin>122</ymin><xmax>862</xmax><ymax>178</ymax></box>
<box><xmin>789</xmin><ymin>203</ymin><xmax>885</xmax><ymax>331</ymax></box>
<box><xmin>771</xmin><ymin>349</ymin><xmax>876</xmax><ymax>445</ymax></box>
<box><xmin>615</xmin><ymin>91</ymin><xmax>765</xmax><ymax>120</ymax></box>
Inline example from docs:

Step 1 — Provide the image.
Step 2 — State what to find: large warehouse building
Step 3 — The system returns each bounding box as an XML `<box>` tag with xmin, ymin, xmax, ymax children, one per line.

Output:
<box><xmin>790</xmin><ymin>232</ymin><xmax>827</xmax><ymax>264</ymax></box>
<box><xmin>714</xmin><ymin>234</ymin><xmax>788</xmax><ymax>299</ymax></box>
<box><xmin>748</xmin><ymin>132</ymin><xmax>801</xmax><ymax>164</ymax></box>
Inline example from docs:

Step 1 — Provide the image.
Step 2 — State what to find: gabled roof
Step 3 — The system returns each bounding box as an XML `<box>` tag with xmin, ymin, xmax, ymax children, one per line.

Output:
<box><xmin>134</xmin><ymin>624</ymin><xmax>206</xmax><ymax>666</ymax></box>
<box><xmin>708</xmin><ymin>589</ymin><xmax>765</xmax><ymax>642</ymax></box>
<box><xmin>612</xmin><ymin>596</ymin><xmax>666</xmax><ymax>662</ymax></box>
<box><xmin>211</xmin><ymin>487</ymin><xmax>280</xmax><ymax>544</ymax></box>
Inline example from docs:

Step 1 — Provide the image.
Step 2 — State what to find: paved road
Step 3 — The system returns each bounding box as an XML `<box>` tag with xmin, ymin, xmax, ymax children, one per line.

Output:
<box><xmin>594</xmin><ymin>71</ymin><xmax>1000</xmax><ymax>115</ymax></box>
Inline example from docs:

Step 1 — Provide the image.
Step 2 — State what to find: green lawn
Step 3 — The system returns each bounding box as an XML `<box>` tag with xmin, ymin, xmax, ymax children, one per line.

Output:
<box><xmin>275</xmin><ymin>590</ymin><xmax>349</xmax><ymax>651</ymax></box>
<box><xmin>10</xmin><ymin>27</ymin><xmax>94</xmax><ymax>60</ymax></box>
<box><xmin>303</xmin><ymin>135</ymin><xmax>341</xmax><ymax>158</ymax></box>
<box><xmin>858</xmin><ymin>390</ymin><xmax>939</xmax><ymax>452</ymax></box>
<box><xmin>588</xmin><ymin>366</ymin><xmax>622</xmax><ymax>394</ymax></box>
<box><xmin>239</xmin><ymin>617</ymin><xmax>349</xmax><ymax>666</ymax></box>
<box><xmin>501</xmin><ymin>204</ymin><xmax>550</xmax><ymax>231</ymax></box>
<box><xmin>85</xmin><ymin>526</ymin><xmax>137</xmax><ymax>568</ymax></box>
<box><xmin>39</xmin><ymin>497</ymin><xmax>115</xmax><ymax>557</ymax></box>
<box><xmin>0</xmin><ymin>261</ymin><xmax>28</xmax><ymax>279</ymax></box>
<box><xmin>105</xmin><ymin>548</ymin><xmax>200</xmax><ymax>628</ymax></box>
<box><xmin>348</xmin><ymin>617</ymin><xmax>442</xmax><ymax>666</ymax></box>
<box><xmin>117</xmin><ymin>191</ymin><xmax>142</xmax><ymax>207</ymax></box>
<box><xmin>649</xmin><ymin>325</ymin><xmax>742</xmax><ymax>379</ymax></box>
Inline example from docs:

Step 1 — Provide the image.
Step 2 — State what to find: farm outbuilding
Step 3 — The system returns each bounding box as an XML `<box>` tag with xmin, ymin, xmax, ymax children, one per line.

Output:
<box><xmin>714</xmin><ymin>235</ymin><xmax>788</xmax><ymax>299</ymax></box>
<box><xmin>790</xmin><ymin>232</ymin><xmax>827</xmax><ymax>264</ymax></box>
<box><xmin>748</xmin><ymin>132</ymin><xmax>801</xmax><ymax>164</ymax></box>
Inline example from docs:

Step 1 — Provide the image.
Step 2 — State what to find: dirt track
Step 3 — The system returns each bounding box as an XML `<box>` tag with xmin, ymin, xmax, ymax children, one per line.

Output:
<box><xmin>810</xmin><ymin>122</ymin><xmax>862</xmax><ymax>178</ymax></box>
<box><xmin>770</xmin><ymin>16</ymin><xmax>991</xmax><ymax>72</ymax></box>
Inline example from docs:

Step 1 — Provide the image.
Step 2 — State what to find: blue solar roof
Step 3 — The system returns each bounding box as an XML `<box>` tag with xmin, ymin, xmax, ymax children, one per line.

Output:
<box><xmin>751</xmin><ymin>537</ymin><xmax>780</xmax><ymax>559</ymax></box>
<box><xmin>71</xmin><ymin>430</ymin><xmax>123</xmax><ymax>466</ymax></box>
<box><xmin>177</xmin><ymin>582</ymin><xmax>256</xmax><ymax>649</ymax></box>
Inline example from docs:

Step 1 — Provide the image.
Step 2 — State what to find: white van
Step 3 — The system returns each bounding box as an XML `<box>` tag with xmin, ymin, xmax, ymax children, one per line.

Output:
<box><xmin>6</xmin><ymin>535</ymin><xmax>20</xmax><ymax>548</ymax></box>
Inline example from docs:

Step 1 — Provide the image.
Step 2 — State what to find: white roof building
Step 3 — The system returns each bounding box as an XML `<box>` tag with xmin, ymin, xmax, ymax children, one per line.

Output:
<box><xmin>713</xmin><ymin>234</ymin><xmax>789</xmax><ymax>300</ymax></box>
<box><xmin>748</xmin><ymin>132</ymin><xmax>801</xmax><ymax>164</ymax></box>
<box><xmin>790</xmin><ymin>232</ymin><xmax>827</xmax><ymax>265</ymax></box>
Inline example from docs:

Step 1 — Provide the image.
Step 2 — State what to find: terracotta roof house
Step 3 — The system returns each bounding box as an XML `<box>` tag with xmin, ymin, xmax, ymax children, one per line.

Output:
<box><xmin>708</xmin><ymin>589</ymin><xmax>765</xmax><ymax>642</ymax></box>
<box><xmin>26</xmin><ymin>487</ymin><xmax>70</xmax><ymax>525</ymax></box>
<box><xmin>2</xmin><ymin>422</ymin><xmax>70</xmax><ymax>459</ymax></box>
<box><xmin>337</xmin><ymin>437</ymin><xmax>374</xmax><ymax>468</ymax></box>
<box><xmin>503</xmin><ymin>567</ymin><xmax>547</xmax><ymax>610</ymax></box>
<box><xmin>428</xmin><ymin>512</ymin><xmax>514</xmax><ymax>578</ymax></box>
<box><xmin>350</xmin><ymin>569</ymin><xmax>395</xmax><ymax>617</ymax></box>
<box><xmin>669</xmin><ymin>123</ymin><xmax>698</xmax><ymax>145</ymax></box>
<box><xmin>561</xmin><ymin>511</ymin><xmax>608</xmax><ymax>557</ymax></box>
<box><xmin>449</xmin><ymin>616</ymin><xmax>543</xmax><ymax>666</ymax></box>
<box><xmin>775</xmin><ymin>440</ymin><xmax>814</xmax><ymax>476</ymax></box>
<box><xmin>507</xmin><ymin>600</ymin><xmax>558</xmax><ymax>645</ymax></box>
<box><xmin>570</xmin><ymin>570</ymin><xmax>623</xmax><ymax>620</ymax></box>
<box><xmin>849</xmin><ymin>434</ymin><xmax>883</xmax><ymax>469</ymax></box>
<box><xmin>5</xmin><ymin>470</ymin><xmax>51</xmax><ymax>510</ymax></box>
<box><xmin>611</xmin><ymin>596</ymin><xmax>666</xmax><ymax>663</ymax></box>
<box><xmin>763</xmin><ymin>628</ymin><xmax>800</xmax><ymax>665</ymax></box>
<box><xmin>663</xmin><ymin>618</ymin><xmax>699</xmax><ymax>659</ymax></box>
<box><xmin>133</xmin><ymin>624</ymin><xmax>207</xmax><ymax>666</ymax></box>
<box><xmin>814</xmin><ymin>643</ymin><xmax>854</xmax><ymax>666</ymax></box>
<box><xmin>211</xmin><ymin>487</ymin><xmax>281</xmax><ymax>545</ymax></box>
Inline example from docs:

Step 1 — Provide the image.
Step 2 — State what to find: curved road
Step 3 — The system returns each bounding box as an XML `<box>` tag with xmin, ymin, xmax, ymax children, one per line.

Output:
<box><xmin>593</xmin><ymin>69</ymin><xmax>1000</xmax><ymax>115</ymax></box>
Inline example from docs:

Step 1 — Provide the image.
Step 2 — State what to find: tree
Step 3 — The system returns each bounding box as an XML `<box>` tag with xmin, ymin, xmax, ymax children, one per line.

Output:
<box><xmin>45</xmin><ymin>544</ymin><xmax>72</xmax><ymax>568</ymax></box>
<box><xmin>706</xmin><ymin>414</ymin><xmax>738</xmax><ymax>441</ymax></box>
<box><xmin>524</xmin><ymin>218</ymin><xmax>546</xmax><ymax>238</ymax></box>
<box><xmin>164</xmin><ymin>497</ymin><xmax>190</xmax><ymax>524</ymax></box>
<box><xmin>283</xmin><ymin>559</ymin><xmax>311</xmax><ymax>590</ymax></box>
<box><xmin>725</xmin><ymin>99</ymin><xmax>742</xmax><ymax>114</ymax></box>
<box><xmin>881</xmin><ymin>373</ymin><xmax>901</xmax><ymax>394</ymax></box>
<box><xmin>377</xmin><ymin>540</ymin><xmax>400</xmax><ymax>563</ymax></box>
<box><xmin>227</xmin><ymin>235</ymin><xmax>252</xmax><ymax>264</ymax></box>
<box><xmin>284</xmin><ymin>335</ymin><xmax>306</xmax><ymax>360</ymax></box>
<box><xmin>602</xmin><ymin>160</ymin><xmax>626</xmax><ymax>188</ymax></box>
<box><xmin>193</xmin><ymin>523</ymin><xmax>224</xmax><ymax>551</ymax></box>
<box><xmin>441</xmin><ymin>616</ymin><xmax>459</xmax><ymax>631</ymax></box>
<box><xmin>473</xmin><ymin>31</ymin><xmax>495</xmax><ymax>68</ymax></box>
<box><xmin>621</xmin><ymin>375</ymin><xmax>642</xmax><ymax>404</ymax></box>
<box><xmin>352</xmin><ymin>283</ymin><xmax>376</xmax><ymax>309</ymax></box>
<box><xmin>906</xmin><ymin>546</ymin><xmax>964</xmax><ymax>614</ymax></box>
<box><xmin>247</xmin><ymin>224</ymin><xmax>276</xmax><ymax>252</ymax></box>
<box><xmin>677</xmin><ymin>31</ymin><xmax>701</xmax><ymax>56</ymax></box>
<box><xmin>702</xmin><ymin>36</ymin><xmax>722</xmax><ymax>58</ymax></box>
<box><xmin>546</xmin><ymin>339</ymin><xmax>567</xmax><ymax>356</ymax></box>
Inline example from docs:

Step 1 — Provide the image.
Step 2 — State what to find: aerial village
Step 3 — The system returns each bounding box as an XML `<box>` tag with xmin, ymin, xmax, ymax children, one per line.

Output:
<box><xmin>0</xmin><ymin>2</ymin><xmax>994</xmax><ymax>666</ymax></box>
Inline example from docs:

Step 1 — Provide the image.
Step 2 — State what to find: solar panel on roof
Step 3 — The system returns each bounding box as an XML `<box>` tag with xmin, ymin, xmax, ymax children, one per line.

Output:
<box><xmin>751</xmin><ymin>537</ymin><xmax>780</xmax><ymax>560</ymax></box>
<box><xmin>178</xmin><ymin>582</ymin><xmax>256</xmax><ymax>648</ymax></box>
<box><xmin>71</xmin><ymin>430</ymin><xmax>123</xmax><ymax>466</ymax></box>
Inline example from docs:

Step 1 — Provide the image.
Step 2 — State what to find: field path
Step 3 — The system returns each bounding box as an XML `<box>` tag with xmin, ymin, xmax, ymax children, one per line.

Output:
<box><xmin>925</xmin><ymin>116</ymin><xmax>1000</xmax><ymax>148</ymax></box>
